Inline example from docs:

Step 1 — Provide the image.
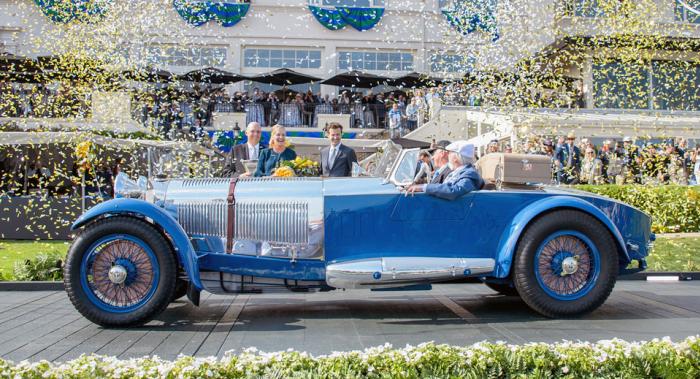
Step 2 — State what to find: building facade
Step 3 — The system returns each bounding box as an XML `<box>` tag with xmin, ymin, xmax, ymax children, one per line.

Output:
<box><xmin>1</xmin><ymin>0</ymin><xmax>495</xmax><ymax>95</ymax></box>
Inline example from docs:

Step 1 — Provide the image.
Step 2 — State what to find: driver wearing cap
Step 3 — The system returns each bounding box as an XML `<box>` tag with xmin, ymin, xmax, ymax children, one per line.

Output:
<box><xmin>406</xmin><ymin>141</ymin><xmax>484</xmax><ymax>200</ymax></box>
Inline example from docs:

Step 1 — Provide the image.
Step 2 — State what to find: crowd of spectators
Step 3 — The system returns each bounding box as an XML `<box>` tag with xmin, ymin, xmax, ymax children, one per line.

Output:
<box><xmin>411</xmin><ymin>79</ymin><xmax>585</xmax><ymax>109</ymax></box>
<box><xmin>493</xmin><ymin>135</ymin><xmax>700</xmax><ymax>185</ymax></box>
<box><xmin>130</xmin><ymin>85</ymin><xmax>443</xmax><ymax>140</ymax></box>
<box><xmin>0</xmin><ymin>81</ymin><xmax>91</xmax><ymax>119</ymax></box>
<box><xmin>2</xmin><ymin>76</ymin><xmax>585</xmax><ymax>141</ymax></box>
<box><xmin>0</xmin><ymin>156</ymin><xmax>116</xmax><ymax>198</ymax></box>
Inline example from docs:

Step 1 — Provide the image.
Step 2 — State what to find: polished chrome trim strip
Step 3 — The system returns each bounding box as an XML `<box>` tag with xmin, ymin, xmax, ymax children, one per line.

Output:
<box><xmin>326</xmin><ymin>257</ymin><xmax>495</xmax><ymax>289</ymax></box>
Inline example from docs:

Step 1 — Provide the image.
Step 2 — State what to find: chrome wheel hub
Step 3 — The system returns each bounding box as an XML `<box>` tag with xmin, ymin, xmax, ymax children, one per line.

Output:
<box><xmin>561</xmin><ymin>256</ymin><xmax>579</xmax><ymax>276</ymax></box>
<box><xmin>108</xmin><ymin>265</ymin><xmax>128</xmax><ymax>285</ymax></box>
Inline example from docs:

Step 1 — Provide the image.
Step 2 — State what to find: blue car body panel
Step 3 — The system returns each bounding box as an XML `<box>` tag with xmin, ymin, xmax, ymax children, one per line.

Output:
<box><xmin>197</xmin><ymin>254</ymin><xmax>327</xmax><ymax>280</ymax></box>
<box><xmin>322</xmin><ymin>184</ymin><xmax>646</xmax><ymax>279</ymax></box>
<box><xmin>72</xmin><ymin>179</ymin><xmax>652</xmax><ymax>288</ymax></box>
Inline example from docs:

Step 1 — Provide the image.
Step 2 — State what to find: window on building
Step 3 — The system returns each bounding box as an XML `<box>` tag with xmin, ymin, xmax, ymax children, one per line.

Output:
<box><xmin>652</xmin><ymin>60</ymin><xmax>700</xmax><ymax>111</ymax></box>
<box><xmin>570</xmin><ymin>0</ymin><xmax>604</xmax><ymax>17</ymax></box>
<box><xmin>244</xmin><ymin>48</ymin><xmax>322</xmax><ymax>69</ymax></box>
<box><xmin>675</xmin><ymin>0</ymin><xmax>700</xmax><ymax>24</ymax></box>
<box><xmin>337</xmin><ymin>50</ymin><xmax>413</xmax><ymax>71</ymax></box>
<box><xmin>563</xmin><ymin>0</ymin><xmax>630</xmax><ymax>17</ymax></box>
<box><xmin>145</xmin><ymin>46</ymin><xmax>226</xmax><ymax>67</ymax></box>
<box><xmin>593</xmin><ymin>60</ymin><xmax>649</xmax><ymax>109</ymax></box>
<box><xmin>429</xmin><ymin>53</ymin><xmax>474</xmax><ymax>73</ymax></box>
<box><xmin>593</xmin><ymin>59</ymin><xmax>700</xmax><ymax>111</ymax></box>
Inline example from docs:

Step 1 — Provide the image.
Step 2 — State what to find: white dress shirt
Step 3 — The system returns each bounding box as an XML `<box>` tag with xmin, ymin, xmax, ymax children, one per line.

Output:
<box><xmin>247</xmin><ymin>143</ymin><xmax>259</xmax><ymax>160</ymax></box>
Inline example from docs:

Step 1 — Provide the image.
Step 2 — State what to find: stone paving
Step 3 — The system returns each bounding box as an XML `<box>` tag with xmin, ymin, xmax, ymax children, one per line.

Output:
<box><xmin>1</xmin><ymin>282</ymin><xmax>699</xmax><ymax>362</ymax></box>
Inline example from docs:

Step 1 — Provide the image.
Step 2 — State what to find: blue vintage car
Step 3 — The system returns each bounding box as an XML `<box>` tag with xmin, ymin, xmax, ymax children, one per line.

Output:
<box><xmin>64</xmin><ymin>147</ymin><xmax>654</xmax><ymax>326</ymax></box>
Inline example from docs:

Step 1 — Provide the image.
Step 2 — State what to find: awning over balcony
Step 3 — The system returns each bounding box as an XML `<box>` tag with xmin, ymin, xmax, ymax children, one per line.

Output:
<box><xmin>180</xmin><ymin>67</ymin><xmax>248</xmax><ymax>84</ymax></box>
<box><xmin>250</xmin><ymin>68</ymin><xmax>321</xmax><ymax>86</ymax></box>
<box><xmin>321</xmin><ymin>70</ymin><xmax>391</xmax><ymax>88</ymax></box>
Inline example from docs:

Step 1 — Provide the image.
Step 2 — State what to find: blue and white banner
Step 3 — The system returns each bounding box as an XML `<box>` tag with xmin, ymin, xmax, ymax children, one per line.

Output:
<box><xmin>440</xmin><ymin>0</ymin><xmax>499</xmax><ymax>41</ymax></box>
<box><xmin>33</xmin><ymin>0</ymin><xmax>110</xmax><ymax>23</ymax></box>
<box><xmin>307</xmin><ymin>0</ymin><xmax>385</xmax><ymax>31</ymax></box>
<box><xmin>173</xmin><ymin>0</ymin><xmax>250</xmax><ymax>27</ymax></box>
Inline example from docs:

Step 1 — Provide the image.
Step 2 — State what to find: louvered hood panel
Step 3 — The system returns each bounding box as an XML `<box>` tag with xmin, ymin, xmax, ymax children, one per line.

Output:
<box><xmin>161</xmin><ymin>177</ymin><xmax>324</xmax><ymax>258</ymax></box>
<box><xmin>164</xmin><ymin>178</ymin><xmax>231</xmax><ymax>239</ymax></box>
<box><xmin>233</xmin><ymin>178</ymin><xmax>324</xmax><ymax>255</ymax></box>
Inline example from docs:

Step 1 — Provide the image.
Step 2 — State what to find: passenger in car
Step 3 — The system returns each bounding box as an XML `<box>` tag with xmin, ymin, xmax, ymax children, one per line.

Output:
<box><xmin>244</xmin><ymin>124</ymin><xmax>297</xmax><ymax>177</ymax></box>
<box><xmin>405</xmin><ymin>141</ymin><xmax>484</xmax><ymax>201</ymax></box>
<box><xmin>428</xmin><ymin>140</ymin><xmax>452</xmax><ymax>184</ymax></box>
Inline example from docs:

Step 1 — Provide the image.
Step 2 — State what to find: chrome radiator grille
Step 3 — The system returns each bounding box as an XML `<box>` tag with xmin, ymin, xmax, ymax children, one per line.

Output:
<box><xmin>234</xmin><ymin>201</ymin><xmax>309</xmax><ymax>244</ymax></box>
<box><xmin>177</xmin><ymin>200</ymin><xmax>227</xmax><ymax>238</ymax></box>
<box><xmin>180</xmin><ymin>178</ymin><xmax>232</xmax><ymax>187</ymax></box>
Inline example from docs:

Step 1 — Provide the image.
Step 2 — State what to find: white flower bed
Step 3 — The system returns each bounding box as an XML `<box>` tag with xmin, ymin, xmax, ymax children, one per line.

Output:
<box><xmin>1</xmin><ymin>336</ymin><xmax>699</xmax><ymax>378</ymax></box>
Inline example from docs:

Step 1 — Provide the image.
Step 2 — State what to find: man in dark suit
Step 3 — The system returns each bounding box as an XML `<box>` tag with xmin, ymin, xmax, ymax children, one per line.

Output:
<box><xmin>554</xmin><ymin>132</ymin><xmax>581</xmax><ymax>184</ymax></box>
<box><xmin>321</xmin><ymin>123</ymin><xmax>357</xmax><ymax>177</ymax></box>
<box><xmin>220</xmin><ymin>122</ymin><xmax>266</xmax><ymax>177</ymax></box>
<box><xmin>429</xmin><ymin>140</ymin><xmax>452</xmax><ymax>184</ymax></box>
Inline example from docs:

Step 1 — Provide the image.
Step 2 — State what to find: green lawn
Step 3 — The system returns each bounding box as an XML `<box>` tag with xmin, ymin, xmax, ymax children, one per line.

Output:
<box><xmin>0</xmin><ymin>240</ymin><xmax>69</xmax><ymax>280</ymax></box>
<box><xmin>646</xmin><ymin>236</ymin><xmax>700</xmax><ymax>272</ymax></box>
<box><xmin>0</xmin><ymin>237</ymin><xmax>698</xmax><ymax>280</ymax></box>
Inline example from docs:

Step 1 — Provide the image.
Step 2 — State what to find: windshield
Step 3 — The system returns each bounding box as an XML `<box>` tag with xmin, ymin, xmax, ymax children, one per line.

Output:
<box><xmin>360</xmin><ymin>140</ymin><xmax>403</xmax><ymax>178</ymax></box>
<box><xmin>390</xmin><ymin>148</ymin><xmax>419</xmax><ymax>186</ymax></box>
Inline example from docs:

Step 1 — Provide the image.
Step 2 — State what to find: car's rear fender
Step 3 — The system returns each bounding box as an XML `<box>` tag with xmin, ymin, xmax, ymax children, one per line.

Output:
<box><xmin>71</xmin><ymin>198</ymin><xmax>203</xmax><ymax>290</ymax></box>
<box><xmin>492</xmin><ymin>196</ymin><xmax>629</xmax><ymax>278</ymax></box>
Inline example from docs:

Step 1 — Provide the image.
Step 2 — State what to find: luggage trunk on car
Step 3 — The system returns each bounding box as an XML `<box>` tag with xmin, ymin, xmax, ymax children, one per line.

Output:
<box><xmin>477</xmin><ymin>153</ymin><xmax>552</xmax><ymax>187</ymax></box>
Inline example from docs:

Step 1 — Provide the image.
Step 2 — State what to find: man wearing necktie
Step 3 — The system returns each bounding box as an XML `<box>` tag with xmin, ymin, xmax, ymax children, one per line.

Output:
<box><xmin>220</xmin><ymin>122</ymin><xmax>266</xmax><ymax>177</ymax></box>
<box><xmin>554</xmin><ymin>131</ymin><xmax>581</xmax><ymax>184</ymax></box>
<box><xmin>321</xmin><ymin>123</ymin><xmax>358</xmax><ymax>177</ymax></box>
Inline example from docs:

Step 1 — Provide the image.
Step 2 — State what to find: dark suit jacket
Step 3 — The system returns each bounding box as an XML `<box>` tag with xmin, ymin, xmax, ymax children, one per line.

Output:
<box><xmin>321</xmin><ymin>144</ymin><xmax>358</xmax><ymax>177</ymax></box>
<box><xmin>220</xmin><ymin>142</ymin><xmax>266</xmax><ymax>177</ymax></box>
<box><xmin>430</xmin><ymin>165</ymin><xmax>452</xmax><ymax>184</ymax></box>
<box><xmin>554</xmin><ymin>143</ymin><xmax>581</xmax><ymax>171</ymax></box>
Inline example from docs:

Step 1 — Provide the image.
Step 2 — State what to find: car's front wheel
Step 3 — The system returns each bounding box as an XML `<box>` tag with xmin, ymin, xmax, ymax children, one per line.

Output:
<box><xmin>484</xmin><ymin>282</ymin><xmax>519</xmax><ymax>297</ymax></box>
<box><xmin>513</xmin><ymin>210</ymin><xmax>618</xmax><ymax>318</ymax></box>
<box><xmin>64</xmin><ymin>216</ymin><xmax>176</xmax><ymax>327</ymax></box>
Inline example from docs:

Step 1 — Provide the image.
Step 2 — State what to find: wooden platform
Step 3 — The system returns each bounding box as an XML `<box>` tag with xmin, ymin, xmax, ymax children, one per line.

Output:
<box><xmin>1</xmin><ymin>282</ymin><xmax>699</xmax><ymax>362</ymax></box>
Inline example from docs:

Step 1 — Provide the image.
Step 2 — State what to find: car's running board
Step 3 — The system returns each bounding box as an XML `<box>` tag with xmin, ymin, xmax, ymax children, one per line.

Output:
<box><xmin>326</xmin><ymin>257</ymin><xmax>495</xmax><ymax>289</ymax></box>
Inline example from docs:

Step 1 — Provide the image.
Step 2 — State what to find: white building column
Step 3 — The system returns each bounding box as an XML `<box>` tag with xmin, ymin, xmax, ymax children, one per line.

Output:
<box><xmin>583</xmin><ymin>55</ymin><xmax>594</xmax><ymax>109</ymax></box>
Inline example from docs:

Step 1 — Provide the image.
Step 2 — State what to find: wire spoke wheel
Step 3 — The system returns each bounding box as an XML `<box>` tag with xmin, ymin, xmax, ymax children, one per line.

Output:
<box><xmin>66</xmin><ymin>217</ymin><xmax>176</xmax><ymax>327</ymax></box>
<box><xmin>513</xmin><ymin>210</ymin><xmax>618</xmax><ymax>318</ymax></box>
<box><xmin>535</xmin><ymin>231</ymin><xmax>600</xmax><ymax>301</ymax></box>
<box><xmin>80</xmin><ymin>235</ymin><xmax>160</xmax><ymax>313</ymax></box>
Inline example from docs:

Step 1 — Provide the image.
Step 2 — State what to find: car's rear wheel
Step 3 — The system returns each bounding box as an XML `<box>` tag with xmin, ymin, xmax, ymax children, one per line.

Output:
<box><xmin>513</xmin><ymin>210</ymin><xmax>618</xmax><ymax>318</ymax></box>
<box><xmin>64</xmin><ymin>216</ymin><xmax>176</xmax><ymax>327</ymax></box>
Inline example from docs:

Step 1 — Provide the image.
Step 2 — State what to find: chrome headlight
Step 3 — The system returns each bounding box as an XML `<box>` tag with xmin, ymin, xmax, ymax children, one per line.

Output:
<box><xmin>114</xmin><ymin>173</ymin><xmax>148</xmax><ymax>199</ymax></box>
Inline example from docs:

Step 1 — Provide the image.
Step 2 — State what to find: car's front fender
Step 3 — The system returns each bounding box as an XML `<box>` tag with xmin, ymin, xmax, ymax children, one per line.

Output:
<box><xmin>492</xmin><ymin>196</ymin><xmax>629</xmax><ymax>278</ymax></box>
<box><xmin>72</xmin><ymin>198</ymin><xmax>202</xmax><ymax>290</ymax></box>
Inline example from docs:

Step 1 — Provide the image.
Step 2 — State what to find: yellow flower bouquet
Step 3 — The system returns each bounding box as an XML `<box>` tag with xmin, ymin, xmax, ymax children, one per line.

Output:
<box><xmin>272</xmin><ymin>166</ymin><xmax>296</xmax><ymax>177</ymax></box>
<box><xmin>275</xmin><ymin>157</ymin><xmax>320</xmax><ymax>177</ymax></box>
<box><xmin>75</xmin><ymin>140</ymin><xmax>94</xmax><ymax>172</ymax></box>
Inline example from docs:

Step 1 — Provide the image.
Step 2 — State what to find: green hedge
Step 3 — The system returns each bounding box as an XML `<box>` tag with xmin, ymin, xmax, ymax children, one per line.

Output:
<box><xmin>575</xmin><ymin>185</ymin><xmax>700</xmax><ymax>233</ymax></box>
<box><xmin>1</xmin><ymin>338</ymin><xmax>699</xmax><ymax>378</ymax></box>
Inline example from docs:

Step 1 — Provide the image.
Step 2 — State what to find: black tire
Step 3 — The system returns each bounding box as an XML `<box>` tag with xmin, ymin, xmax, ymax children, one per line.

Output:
<box><xmin>513</xmin><ymin>210</ymin><xmax>618</xmax><ymax>318</ymax></box>
<box><xmin>484</xmin><ymin>282</ymin><xmax>519</xmax><ymax>296</ymax></box>
<box><xmin>64</xmin><ymin>216</ymin><xmax>177</xmax><ymax>327</ymax></box>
